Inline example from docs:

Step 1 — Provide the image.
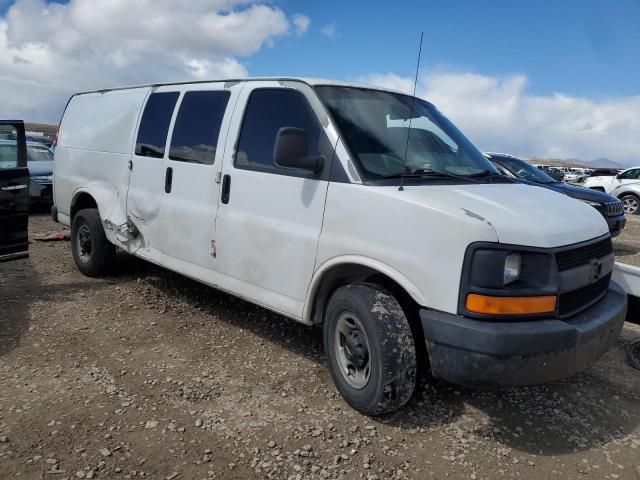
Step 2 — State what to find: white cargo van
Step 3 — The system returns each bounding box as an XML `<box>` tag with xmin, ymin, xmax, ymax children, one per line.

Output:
<box><xmin>53</xmin><ymin>78</ymin><xmax>627</xmax><ymax>415</ymax></box>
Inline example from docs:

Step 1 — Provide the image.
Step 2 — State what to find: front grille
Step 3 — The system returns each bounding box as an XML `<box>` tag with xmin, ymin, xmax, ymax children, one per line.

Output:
<box><xmin>605</xmin><ymin>201</ymin><xmax>624</xmax><ymax>217</ymax></box>
<box><xmin>558</xmin><ymin>273</ymin><xmax>611</xmax><ymax>316</ymax></box>
<box><xmin>555</xmin><ymin>237</ymin><xmax>612</xmax><ymax>272</ymax></box>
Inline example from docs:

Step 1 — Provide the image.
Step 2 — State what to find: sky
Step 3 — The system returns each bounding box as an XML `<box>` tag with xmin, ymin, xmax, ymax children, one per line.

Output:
<box><xmin>0</xmin><ymin>0</ymin><xmax>639</xmax><ymax>164</ymax></box>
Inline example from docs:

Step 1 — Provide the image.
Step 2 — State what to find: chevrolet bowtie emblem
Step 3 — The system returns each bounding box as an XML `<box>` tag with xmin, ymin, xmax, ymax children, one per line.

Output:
<box><xmin>588</xmin><ymin>258</ymin><xmax>604</xmax><ymax>281</ymax></box>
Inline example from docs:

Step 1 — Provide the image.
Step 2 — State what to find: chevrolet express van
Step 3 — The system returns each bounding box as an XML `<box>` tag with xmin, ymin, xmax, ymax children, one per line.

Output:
<box><xmin>52</xmin><ymin>78</ymin><xmax>627</xmax><ymax>415</ymax></box>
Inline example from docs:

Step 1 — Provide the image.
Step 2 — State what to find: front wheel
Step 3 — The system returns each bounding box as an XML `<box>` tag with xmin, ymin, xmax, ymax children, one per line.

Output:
<box><xmin>71</xmin><ymin>208</ymin><xmax>116</xmax><ymax>276</ymax></box>
<box><xmin>324</xmin><ymin>283</ymin><xmax>416</xmax><ymax>415</ymax></box>
<box><xmin>620</xmin><ymin>194</ymin><xmax>640</xmax><ymax>215</ymax></box>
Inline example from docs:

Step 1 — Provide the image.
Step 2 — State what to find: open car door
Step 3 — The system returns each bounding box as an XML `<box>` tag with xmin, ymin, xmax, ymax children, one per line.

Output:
<box><xmin>0</xmin><ymin>120</ymin><xmax>29</xmax><ymax>262</ymax></box>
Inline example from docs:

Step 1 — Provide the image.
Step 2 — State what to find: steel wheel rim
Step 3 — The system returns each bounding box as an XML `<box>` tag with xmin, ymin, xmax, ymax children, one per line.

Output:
<box><xmin>622</xmin><ymin>197</ymin><xmax>639</xmax><ymax>214</ymax></box>
<box><xmin>77</xmin><ymin>224</ymin><xmax>92</xmax><ymax>263</ymax></box>
<box><xmin>334</xmin><ymin>312</ymin><xmax>371</xmax><ymax>389</ymax></box>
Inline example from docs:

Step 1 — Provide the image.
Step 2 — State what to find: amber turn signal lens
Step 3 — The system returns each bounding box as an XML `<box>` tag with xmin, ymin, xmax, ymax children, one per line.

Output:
<box><xmin>466</xmin><ymin>294</ymin><xmax>557</xmax><ymax>315</ymax></box>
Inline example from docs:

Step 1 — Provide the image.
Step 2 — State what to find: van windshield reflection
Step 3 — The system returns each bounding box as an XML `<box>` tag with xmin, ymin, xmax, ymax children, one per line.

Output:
<box><xmin>315</xmin><ymin>86</ymin><xmax>498</xmax><ymax>182</ymax></box>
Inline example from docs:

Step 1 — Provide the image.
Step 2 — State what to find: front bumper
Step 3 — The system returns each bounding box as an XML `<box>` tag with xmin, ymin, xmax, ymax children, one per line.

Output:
<box><xmin>29</xmin><ymin>180</ymin><xmax>53</xmax><ymax>204</ymax></box>
<box><xmin>605</xmin><ymin>214</ymin><xmax>625</xmax><ymax>237</ymax></box>
<box><xmin>420</xmin><ymin>281</ymin><xmax>627</xmax><ymax>386</ymax></box>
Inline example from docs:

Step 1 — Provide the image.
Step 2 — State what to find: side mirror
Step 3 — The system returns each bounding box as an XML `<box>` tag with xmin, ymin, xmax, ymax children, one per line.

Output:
<box><xmin>273</xmin><ymin>127</ymin><xmax>324</xmax><ymax>173</ymax></box>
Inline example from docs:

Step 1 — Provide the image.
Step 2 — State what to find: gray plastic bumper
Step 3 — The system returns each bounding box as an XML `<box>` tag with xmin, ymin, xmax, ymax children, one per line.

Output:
<box><xmin>420</xmin><ymin>281</ymin><xmax>627</xmax><ymax>386</ymax></box>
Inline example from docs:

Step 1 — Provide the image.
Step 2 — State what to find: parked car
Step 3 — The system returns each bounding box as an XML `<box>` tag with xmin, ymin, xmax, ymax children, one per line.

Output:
<box><xmin>26</xmin><ymin>135</ymin><xmax>54</xmax><ymax>149</ymax></box>
<box><xmin>539</xmin><ymin>165</ymin><xmax>564</xmax><ymax>181</ymax></box>
<box><xmin>1</xmin><ymin>139</ymin><xmax>54</xmax><ymax>206</ymax></box>
<box><xmin>589</xmin><ymin>168</ymin><xmax>620</xmax><ymax>177</ymax></box>
<box><xmin>26</xmin><ymin>141</ymin><xmax>54</xmax><ymax>205</ymax></box>
<box><xmin>561</xmin><ymin>167</ymin><xmax>588</xmax><ymax>183</ymax></box>
<box><xmin>609</xmin><ymin>182</ymin><xmax>640</xmax><ymax>214</ymax></box>
<box><xmin>52</xmin><ymin>78</ymin><xmax>626</xmax><ymax>415</ymax></box>
<box><xmin>584</xmin><ymin>166</ymin><xmax>640</xmax><ymax>193</ymax></box>
<box><xmin>485</xmin><ymin>153</ymin><xmax>626</xmax><ymax>236</ymax></box>
<box><xmin>0</xmin><ymin>120</ymin><xmax>29</xmax><ymax>263</ymax></box>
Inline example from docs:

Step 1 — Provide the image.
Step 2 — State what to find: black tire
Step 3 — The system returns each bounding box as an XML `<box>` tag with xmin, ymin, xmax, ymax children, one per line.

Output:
<box><xmin>71</xmin><ymin>208</ymin><xmax>116</xmax><ymax>277</ymax></box>
<box><xmin>324</xmin><ymin>283</ymin><xmax>417</xmax><ymax>415</ymax></box>
<box><xmin>620</xmin><ymin>194</ymin><xmax>640</xmax><ymax>215</ymax></box>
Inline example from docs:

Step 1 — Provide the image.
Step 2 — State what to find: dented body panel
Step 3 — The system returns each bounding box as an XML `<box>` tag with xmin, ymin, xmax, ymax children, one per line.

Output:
<box><xmin>55</xmin><ymin>87</ymin><xmax>149</xmax><ymax>243</ymax></box>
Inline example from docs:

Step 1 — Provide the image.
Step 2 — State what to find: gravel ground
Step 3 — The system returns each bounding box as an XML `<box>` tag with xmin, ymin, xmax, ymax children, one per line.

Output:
<box><xmin>1</xmin><ymin>214</ymin><xmax>639</xmax><ymax>480</ymax></box>
<box><xmin>614</xmin><ymin>215</ymin><xmax>640</xmax><ymax>267</ymax></box>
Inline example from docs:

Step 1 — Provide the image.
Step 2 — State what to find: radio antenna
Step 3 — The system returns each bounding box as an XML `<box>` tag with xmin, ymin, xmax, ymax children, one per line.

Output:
<box><xmin>399</xmin><ymin>31</ymin><xmax>424</xmax><ymax>192</ymax></box>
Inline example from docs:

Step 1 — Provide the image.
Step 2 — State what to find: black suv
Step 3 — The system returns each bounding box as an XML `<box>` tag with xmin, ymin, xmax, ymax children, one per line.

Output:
<box><xmin>486</xmin><ymin>153</ymin><xmax>626</xmax><ymax>237</ymax></box>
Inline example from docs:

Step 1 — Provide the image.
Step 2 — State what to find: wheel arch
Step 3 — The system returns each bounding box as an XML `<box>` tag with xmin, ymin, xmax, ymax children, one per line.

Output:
<box><xmin>70</xmin><ymin>189</ymin><xmax>99</xmax><ymax>221</ymax></box>
<box><xmin>616</xmin><ymin>190</ymin><xmax>640</xmax><ymax>199</ymax></box>
<box><xmin>617</xmin><ymin>190</ymin><xmax>640</xmax><ymax>214</ymax></box>
<box><xmin>303</xmin><ymin>256</ymin><xmax>427</xmax><ymax>325</ymax></box>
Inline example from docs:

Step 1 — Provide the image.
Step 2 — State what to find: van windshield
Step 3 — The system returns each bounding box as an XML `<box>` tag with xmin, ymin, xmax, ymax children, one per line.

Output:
<box><xmin>315</xmin><ymin>86</ymin><xmax>497</xmax><ymax>182</ymax></box>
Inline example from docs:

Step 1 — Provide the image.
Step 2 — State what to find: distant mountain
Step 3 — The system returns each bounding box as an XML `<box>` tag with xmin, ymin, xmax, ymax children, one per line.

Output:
<box><xmin>524</xmin><ymin>157</ymin><xmax>589</xmax><ymax>168</ymax></box>
<box><xmin>524</xmin><ymin>156</ymin><xmax>635</xmax><ymax>169</ymax></box>
<box><xmin>582</xmin><ymin>157</ymin><xmax>636</xmax><ymax>169</ymax></box>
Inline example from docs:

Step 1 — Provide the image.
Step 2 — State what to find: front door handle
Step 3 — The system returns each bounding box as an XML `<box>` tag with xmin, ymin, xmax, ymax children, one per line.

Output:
<box><xmin>221</xmin><ymin>174</ymin><xmax>231</xmax><ymax>204</ymax></box>
<box><xmin>165</xmin><ymin>167</ymin><xmax>173</xmax><ymax>193</ymax></box>
<box><xmin>1</xmin><ymin>184</ymin><xmax>28</xmax><ymax>191</ymax></box>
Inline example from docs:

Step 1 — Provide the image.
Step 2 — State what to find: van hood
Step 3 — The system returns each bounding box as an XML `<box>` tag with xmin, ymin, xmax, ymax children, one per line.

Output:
<box><xmin>402</xmin><ymin>183</ymin><xmax>608</xmax><ymax>248</ymax></box>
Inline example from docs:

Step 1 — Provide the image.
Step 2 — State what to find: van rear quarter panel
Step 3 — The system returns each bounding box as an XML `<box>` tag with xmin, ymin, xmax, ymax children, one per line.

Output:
<box><xmin>54</xmin><ymin>88</ymin><xmax>149</xmax><ymax>232</ymax></box>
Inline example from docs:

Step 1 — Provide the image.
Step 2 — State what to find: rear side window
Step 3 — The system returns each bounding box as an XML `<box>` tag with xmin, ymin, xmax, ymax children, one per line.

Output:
<box><xmin>135</xmin><ymin>92</ymin><xmax>179</xmax><ymax>158</ymax></box>
<box><xmin>235</xmin><ymin>89</ymin><xmax>322</xmax><ymax>173</ymax></box>
<box><xmin>619</xmin><ymin>169</ymin><xmax>640</xmax><ymax>180</ymax></box>
<box><xmin>169</xmin><ymin>91</ymin><xmax>230</xmax><ymax>165</ymax></box>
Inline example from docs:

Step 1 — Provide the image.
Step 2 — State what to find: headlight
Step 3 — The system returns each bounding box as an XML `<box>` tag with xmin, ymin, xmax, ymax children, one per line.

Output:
<box><xmin>460</xmin><ymin>244</ymin><xmax>557</xmax><ymax>317</ymax></box>
<box><xmin>580</xmin><ymin>199</ymin><xmax>602</xmax><ymax>207</ymax></box>
<box><xmin>466</xmin><ymin>248</ymin><xmax>552</xmax><ymax>289</ymax></box>
<box><xmin>503</xmin><ymin>253</ymin><xmax>521</xmax><ymax>285</ymax></box>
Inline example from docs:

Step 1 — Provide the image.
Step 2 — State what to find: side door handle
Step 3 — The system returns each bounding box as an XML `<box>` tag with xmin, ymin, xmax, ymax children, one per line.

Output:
<box><xmin>1</xmin><ymin>184</ymin><xmax>28</xmax><ymax>191</ymax></box>
<box><xmin>221</xmin><ymin>174</ymin><xmax>231</xmax><ymax>204</ymax></box>
<box><xmin>165</xmin><ymin>167</ymin><xmax>173</xmax><ymax>193</ymax></box>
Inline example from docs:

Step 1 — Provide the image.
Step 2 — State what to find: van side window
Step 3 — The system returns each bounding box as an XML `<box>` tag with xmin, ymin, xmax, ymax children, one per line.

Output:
<box><xmin>169</xmin><ymin>91</ymin><xmax>230</xmax><ymax>165</ymax></box>
<box><xmin>235</xmin><ymin>89</ymin><xmax>321</xmax><ymax>173</ymax></box>
<box><xmin>135</xmin><ymin>92</ymin><xmax>179</xmax><ymax>158</ymax></box>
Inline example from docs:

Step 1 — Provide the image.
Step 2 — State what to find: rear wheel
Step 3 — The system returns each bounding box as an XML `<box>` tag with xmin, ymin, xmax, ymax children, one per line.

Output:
<box><xmin>71</xmin><ymin>208</ymin><xmax>116</xmax><ymax>276</ymax></box>
<box><xmin>324</xmin><ymin>283</ymin><xmax>417</xmax><ymax>415</ymax></box>
<box><xmin>620</xmin><ymin>194</ymin><xmax>640</xmax><ymax>214</ymax></box>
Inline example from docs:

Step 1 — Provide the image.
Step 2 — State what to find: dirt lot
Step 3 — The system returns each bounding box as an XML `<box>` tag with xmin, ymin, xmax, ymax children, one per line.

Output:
<box><xmin>1</xmin><ymin>214</ymin><xmax>640</xmax><ymax>480</ymax></box>
<box><xmin>614</xmin><ymin>215</ymin><xmax>640</xmax><ymax>267</ymax></box>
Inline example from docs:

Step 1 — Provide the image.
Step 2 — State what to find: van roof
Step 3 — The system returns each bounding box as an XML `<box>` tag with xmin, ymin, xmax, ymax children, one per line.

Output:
<box><xmin>73</xmin><ymin>77</ymin><xmax>407</xmax><ymax>97</ymax></box>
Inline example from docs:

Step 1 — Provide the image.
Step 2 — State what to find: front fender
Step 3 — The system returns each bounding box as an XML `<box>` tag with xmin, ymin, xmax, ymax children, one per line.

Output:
<box><xmin>302</xmin><ymin>255</ymin><xmax>428</xmax><ymax>324</ymax></box>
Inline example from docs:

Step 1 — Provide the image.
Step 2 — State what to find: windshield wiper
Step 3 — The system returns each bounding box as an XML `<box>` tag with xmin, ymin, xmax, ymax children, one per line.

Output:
<box><xmin>381</xmin><ymin>169</ymin><xmax>453</xmax><ymax>180</ymax></box>
<box><xmin>383</xmin><ymin>168</ymin><xmax>482</xmax><ymax>182</ymax></box>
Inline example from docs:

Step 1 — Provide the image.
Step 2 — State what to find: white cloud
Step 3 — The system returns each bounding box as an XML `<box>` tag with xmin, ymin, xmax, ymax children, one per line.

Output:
<box><xmin>321</xmin><ymin>22</ymin><xmax>337</xmax><ymax>39</ymax></box>
<box><xmin>362</xmin><ymin>71</ymin><xmax>640</xmax><ymax>164</ymax></box>
<box><xmin>0</xmin><ymin>0</ymin><xmax>309</xmax><ymax>122</ymax></box>
<box><xmin>292</xmin><ymin>14</ymin><xmax>310</xmax><ymax>36</ymax></box>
